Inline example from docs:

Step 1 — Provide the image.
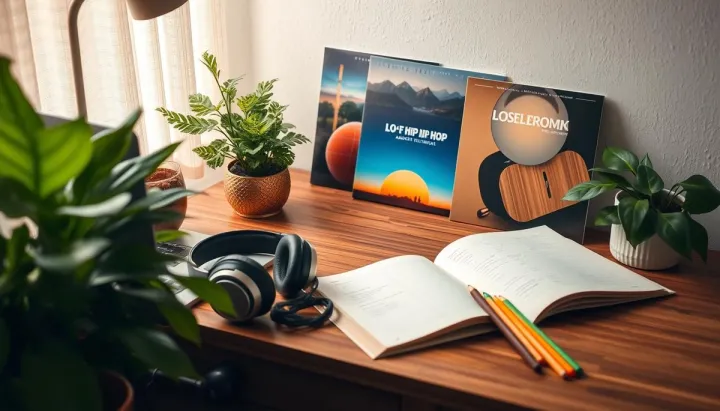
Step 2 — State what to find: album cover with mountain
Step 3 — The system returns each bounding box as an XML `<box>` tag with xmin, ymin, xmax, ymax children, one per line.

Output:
<box><xmin>310</xmin><ymin>48</ymin><xmax>438</xmax><ymax>191</ymax></box>
<box><xmin>450</xmin><ymin>78</ymin><xmax>604</xmax><ymax>243</ymax></box>
<box><xmin>352</xmin><ymin>57</ymin><xmax>505</xmax><ymax>215</ymax></box>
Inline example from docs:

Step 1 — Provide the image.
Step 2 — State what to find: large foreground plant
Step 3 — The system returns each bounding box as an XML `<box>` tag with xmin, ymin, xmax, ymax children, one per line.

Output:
<box><xmin>157</xmin><ymin>51</ymin><xmax>309</xmax><ymax>177</ymax></box>
<box><xmin>564</xmin><ymin>146</ymin><xmax>720</xmax><ymax>261</ymax></box>
<box><xmin>0</xmin><ymin>56</ymin><xmax>234</xmax><ymax>410</ymax></box>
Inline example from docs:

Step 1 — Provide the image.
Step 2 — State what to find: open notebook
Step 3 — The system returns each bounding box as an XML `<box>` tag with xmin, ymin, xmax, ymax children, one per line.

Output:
<box><xmin>317</xmin><ymin>226</ymin><xmax>673</xmax><ymax>359</ymax></box>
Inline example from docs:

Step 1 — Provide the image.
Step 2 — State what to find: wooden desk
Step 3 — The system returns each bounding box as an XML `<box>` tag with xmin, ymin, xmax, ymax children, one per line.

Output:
<box><xmin>182</xmin><ymin>169</ymin><xmax>720</xmax><ymax>411</ymax></box>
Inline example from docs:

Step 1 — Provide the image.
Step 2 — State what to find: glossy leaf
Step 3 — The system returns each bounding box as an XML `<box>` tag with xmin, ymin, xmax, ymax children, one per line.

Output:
<box><xmin>20</xmin><ymin>343</ymin><xmax>102</xmax><ymax>411</ymax></box>
<box><xmin>118</xmin><ymin>328</ymin><xmax>197</xmax><ymax>379</ymax></box>
<box><xmin>125</xmin><ymin>188</ymin><xmax>195</xmax><ymax>214</ymax></box>
<box><xmin>58</xmin><ymin>193</ymin><xmax>132</xmax><ymax>218</ymax></box>
<box><xmin>634</xmin><ymin>164</ymin><xmax>665</xmax><ymax>195</ymax></box>
<box><xmin>171</xmin><ymin>275</ymin><xmax>236</xmax><ymax>317</ymax></box>
<box><xmin>589</xmin><ymin>168</ymin><xmax>632</xmax><ymax>190</ymax></box>
<box><xmin>618</xmin><ymin>197</ymin><xmax>657</xmax><ymax>246</ymax></box>
<box><xmin>32</xmin><ymin>238</ymin><xmax>110</xmax><ymax>272</ymax></box>
<box><xmin>0</xmin><ymin>56</ymin><xmax>43</xmax><ymax>136</ymax></box>
<box><xmin>687</xmin><ymin>215</ymin><xmax>708</xmax><ymax>262</ymax></box>
<box><xmin>602</xmin><ymin>146</ymin><xmax>639</xmax><ymax>175</ymax></box>
<box><xmin>594</xmin><ymin>205</ymin><xmax>621</xmax><ymax>226</ymax></box>
<box><xmin>97</xmin><ymin>245</ymin><xmax>177</xmax><ymax>275</ymax></box>
<box><xmin>0</xmin><ymin>319</ymin><xmax>8</xmax><ymax>371</ymax></box>
<box><xmin>639</xmin><ymin>153</ymin><xmax>654</xmax><ymax>168</ymax></box>
<box><xmin>154</xmin><ymin>230</ymin><xmax>188</xmax><ymax>244</ymax></box>
<box><xmin>562</xmin><ymin>180</ymin><xmax>616</xmax><ymax>201</ymax></box>
<box><xmin>74</xmin><ymin>110</ymin><xmax>139</xmax><ymax>197</ymax></box>
<box><xmin>679</xmin><ymin>175</ymin><xmax>720</xmax><ymax>214</ymax></box>
<box><xmin>101</xmin><ymin>142</ymin><xmax>181</xmax><ymax>197</ymax></box>
<box><xmin>0</xmin><ymin>178</ymin><xmax>36</xmax><ymax>219</ymax></box>
<box><xmin>656</xmin><ymin>212</ymin><xmax>692</xmax><ymax>259</ymax></box>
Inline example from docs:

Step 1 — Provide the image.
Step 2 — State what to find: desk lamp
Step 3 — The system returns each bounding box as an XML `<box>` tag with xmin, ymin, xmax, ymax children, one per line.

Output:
<box><xmin>68</xmin><ymin>0</ymin><xmax>188</xmax><ymax>117</ymax></box>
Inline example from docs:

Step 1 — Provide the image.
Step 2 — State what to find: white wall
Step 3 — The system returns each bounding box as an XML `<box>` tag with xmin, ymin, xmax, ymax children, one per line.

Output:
<box><xmin>227</xmin><ymin>0</ymin><xmax>720</xmax><ymax>249</ymax></box>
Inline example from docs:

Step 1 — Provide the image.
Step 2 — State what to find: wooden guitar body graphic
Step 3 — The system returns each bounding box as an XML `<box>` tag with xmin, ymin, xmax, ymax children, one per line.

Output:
<box><xmin>498</xmin><ymin>150</ymin><xmax>589</xmax><ymax>223</ymax></box>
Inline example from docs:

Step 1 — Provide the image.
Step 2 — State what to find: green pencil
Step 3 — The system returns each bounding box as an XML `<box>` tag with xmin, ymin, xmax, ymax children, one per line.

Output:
<box><xmin>499</xmin><ymin>296</ymin><xmax>583</xmax><ymax>375</ymax></box>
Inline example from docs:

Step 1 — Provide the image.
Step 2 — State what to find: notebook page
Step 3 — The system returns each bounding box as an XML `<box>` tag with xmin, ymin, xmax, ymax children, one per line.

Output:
<box><xmin>317</xmin><ymin>255</ymin><xmax>486</xmax><ymax>349</ymax></box>
<box><xmin>434</xmin><ymin>226</ymin><xmax>673</xmax><ymax>322</ymax></box>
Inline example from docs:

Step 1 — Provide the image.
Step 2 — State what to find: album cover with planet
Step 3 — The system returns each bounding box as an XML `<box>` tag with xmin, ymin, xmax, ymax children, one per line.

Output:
<box><xmin>352</xmin><ymin>57</ymin><xmax>505</xmax><ymax>215</ymax></box>
<box><xmin>310</xmin><ymin>48</ymin><xmax>439</xmax><ymax>191</ymax></box>
<box><xmin>450</xmin><ymin>78</ymin><xmax>605</xmax><ymax>243</ymax></box>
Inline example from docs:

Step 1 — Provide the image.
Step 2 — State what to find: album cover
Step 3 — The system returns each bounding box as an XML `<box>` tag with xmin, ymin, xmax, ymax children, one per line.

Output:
<box><xmin>352</xmin><ymin>57</ymin><xmax>505</xmax><ymax>215</ymax></box>
<box><xmin>310</xmin><ymin>48</ymin><xmax>438</xmax><ymax>191</ymax></box>
<box><xmin>449</xmin><ymin>78</ymin><xmax>604</xmax><ymax>243</ymax></box>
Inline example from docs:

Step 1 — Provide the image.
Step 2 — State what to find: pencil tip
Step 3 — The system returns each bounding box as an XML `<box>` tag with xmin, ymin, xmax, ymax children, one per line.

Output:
<box><xmin>467</xmin><ymin>285</ymin><xmax>475</xmax><ymax>291</ymax></box>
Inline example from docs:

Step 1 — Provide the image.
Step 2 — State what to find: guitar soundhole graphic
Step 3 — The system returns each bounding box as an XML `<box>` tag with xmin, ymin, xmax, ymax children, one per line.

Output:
<box><xmin>542</xmin><ymin>171</ymin><xmax>552</xmax><ymax>198</ymax></box>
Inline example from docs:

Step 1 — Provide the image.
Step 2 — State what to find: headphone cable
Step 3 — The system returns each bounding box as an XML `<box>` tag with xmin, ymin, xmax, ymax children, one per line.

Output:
<box><xmin>270</xmin><ymin>278</ymin><xmax>334</xmax><ymax>328</ymax></box>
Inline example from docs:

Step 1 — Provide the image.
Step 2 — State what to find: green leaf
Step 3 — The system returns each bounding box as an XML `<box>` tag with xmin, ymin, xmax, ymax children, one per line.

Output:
<box><xmin>0</xmin><ymin>178</ymin><xmax>37</xmax><ymax>219</ymax></box>
<box><xmin>171</xmin><ymin>275</ymin><xmax>236</xmax><ymax>317</ymax></box>
<box><xmin>200</xmin><ymin>51</ymin><xmax>219</xmax><ymax>79</ymax></box>
<box><xmin>97</xmin><ymin>245</ymin><xmax>178</xmax><ymax>275</ymax></box>
<box><xmin>20</xmin><ymin>342</ymin><xmax>102</xmax><ymax>411</ymax></box>
<box><xmin>589</xmin><ymin>168</ymin><xmax>632</xmax><ymax>190</ymax></box>
<box><xmin>686</xmin><ymin>215</ymin><xmax>708</xmax><ymax>262</ymax></box>
<box><xmin>189</xmin><ymin>93</ymin><xmax>215</xmax><ymax>116</ymax></box>
<box><xmin>125</xmin><ymin>188</ymin><xmax>194</xmax><ymax>214</ymax></box>
<box><xmin>193</xmin><ymin>139</ymin><xmax>230</xmax><ymax>169</ymax></box>
<box><xmin>0</xmin><ymin>118</ymin><xmax>93</xmax><ymax>198</ymax></box>
<box><xmin>153</xmin><ymin>287</ymin><xmax>201</xmax><ymax>345</ymax></box>
<box><xmin>74</xmin><ymin>109</ymin><xmax>139</xmax><ymax>196</ymax></box>
<box><xmin>101</xmin><ymin>142</ymin><xmax>181</xmax><ymax>196</ymax></box>
<box><xmin>656</xmin><ymin>212</ymin><xmax>692</xmax><ymax>259</ymax></box>
<box><xmin>618</xmin><ymin>197</ymin><xmax>657</xmax><ymax>246</ymax></box>
<box><xmin>679</xmin><ymin>175</ymin><xmax>720</xmax><ymax>214</ymax></box>
<box><xmin>602</xmin><ymin>146</ymin><xmax>639</xmax><ymax>175</ymax></box>
<box><xmin>0</xmin><ymin>319</ymin><xmax>8</xmax><ymax>371</ymax></box>
<box><xmin>594</xmin><ymin>205</ymin><xmax>621</xmax><ymax>226</ymax></box>
<box><xmin>58</xmin><ymin>193</ymin><xmax>132</xmax><ymax>217</ymax></box>
<box><xmin>634</xmin><ymin>164</ymin><xmax>665</xmax><ymax>195</ymax></box>
<box><xmin>0</xmin><ymin>56</ymin><xmax>43</xmax><ymax>137</ymax></box>
<box><xmin>639</xmin><ymin>153</ymin><xmax>653</xmax><ymax>168</ymax></box>
<box><xmin>562</xmin><ymin>180</ymin><xmax>616</xmax><ymax>201</ymax></box>
<box><xmin>118</xmin><ymin>328</ymin><xmax>197</xmax><ymax>379</ymax></box>
<box><xmin>88</xmin><ymin>272</ymin><xmax>160</xmax><ymax>286</ymax></box>
<box><xmin>154</xmin><ymin>229</ymin><xmax>188</xmax><ymax>244</ymax></box>
<box><xmin>157</xmin><ymin>107</ymin><xmax>218</xmax><ymax>135</ymax></box>
<box><xmin>32</xmin><ymin>238</ymin><xmax>110</xmax><ymax>272</ymax></box>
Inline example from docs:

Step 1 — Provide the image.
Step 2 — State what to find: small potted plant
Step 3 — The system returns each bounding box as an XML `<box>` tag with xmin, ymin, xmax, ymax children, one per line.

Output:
<box><xmin>158</xmin><ymin>52</ymin><xmax>310</xmax><ymax>217</ymax></box>
<box><xmin>564</xmin><ymin>146</ymin><xmax>720</xmax><ymax>270</ymax></box>
<box><xmin>0</xmin><ymin>57</ymin><xmax>234</xmax><ymax>410</ymax></box>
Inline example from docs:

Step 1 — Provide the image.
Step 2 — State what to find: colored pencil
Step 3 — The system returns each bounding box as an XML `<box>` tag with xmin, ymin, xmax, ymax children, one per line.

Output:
<box><xmin>467</xmin><ymin>287</ymin><xmax>542</xmax><ymax>373</ymax></box>
<box><xmin>492</xmin><ymin>295</ymin><xmax>571</xmax><ymax>379</ymax></box>
<box><xmin>480</xmin><ymin>292</ymin><xmax>544</xmax><ymax>365</ymax></box>
<box><xmin>499</xmin><ymin>296</ymin><xmax>583</xmax><ymax>376</ymax></box>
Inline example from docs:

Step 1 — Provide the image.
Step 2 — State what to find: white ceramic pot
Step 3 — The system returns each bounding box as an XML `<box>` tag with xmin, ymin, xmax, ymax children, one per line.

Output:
<box><xmin>608</xmin><ymin>191</ymin><xmax>681</xmax><ymax>270</ymax></box>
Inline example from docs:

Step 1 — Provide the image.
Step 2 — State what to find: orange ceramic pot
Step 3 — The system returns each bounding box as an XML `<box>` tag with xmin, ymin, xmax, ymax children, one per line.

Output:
<box><xmin>224</xmin><ymin>161</ymin><xmax>291</xmax><ymax>218</ymax></box>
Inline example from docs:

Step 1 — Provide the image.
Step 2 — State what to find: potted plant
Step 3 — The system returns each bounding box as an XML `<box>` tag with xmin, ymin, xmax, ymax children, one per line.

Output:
<box><xmin>564</xmin><ymin>146</ymin><xmax>720</xmax><ymax>270</ymax></box>
<box><xmin>0</xmin><ymin>56</ymin><xmax>235</xmax><ymax>410</ymax></box>
<box><xmin>157</xmin><ymin>52</ymin><xmax>310</xmax><ymax>217</ymax></box>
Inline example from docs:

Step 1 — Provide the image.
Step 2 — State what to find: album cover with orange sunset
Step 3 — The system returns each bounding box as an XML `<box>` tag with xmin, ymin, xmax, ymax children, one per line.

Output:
<box><xmin>310</xmin><ymin>48</ymin><xmax>438</xmax><ymax>191</ymax></box>
<box><xmin>450</xmin><ymin>78</ymin><xmax>604</xmax><ymax>243</ymax></box>
<box><xmin>352</xmin><ymin>57</ymin><xmax>505</xmax><ymax>215</ymax></box>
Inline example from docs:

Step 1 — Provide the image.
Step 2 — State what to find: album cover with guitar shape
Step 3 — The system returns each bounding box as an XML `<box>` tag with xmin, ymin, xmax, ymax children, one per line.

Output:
<box><xmin>352</xmin><ymin>57</ymin><xmax>505</xmax><ymax>215</ymax></box>
<box><xmin>310</xmin><ymin>48</ymin><xmax>439</xmax><ymax>191</ymax></box>
<box><xmin>450</xmin><ymin>78</ymin><xmax>604</xmax><ymax>243</ymax></box>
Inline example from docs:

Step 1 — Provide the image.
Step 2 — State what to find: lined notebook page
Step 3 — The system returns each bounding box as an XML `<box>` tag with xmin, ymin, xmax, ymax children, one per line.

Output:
<box><xmin>317</xmin><ymin>255</ymin><xmax>485</xmax><ymax>348</ymax></box>
<box><xmin>435</xmin><ymin>226</ymin><xmax>673</xmax><ymax>322</ymax></box>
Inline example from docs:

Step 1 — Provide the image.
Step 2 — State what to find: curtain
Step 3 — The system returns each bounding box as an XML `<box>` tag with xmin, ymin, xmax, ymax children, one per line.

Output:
<box><xmin>0</xmin><ymin>0</ymin><xmax>229</xmax><ymax>181</ymax></box>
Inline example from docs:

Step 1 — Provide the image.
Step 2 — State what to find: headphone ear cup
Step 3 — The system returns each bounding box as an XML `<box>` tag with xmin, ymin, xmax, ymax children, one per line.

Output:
<box><xmin>273</xmin><ymin>234</ymin><xmax>309</xmax><ymax>298</ymax></box>
<box><xmin>209</xmin><ymin>255</ymin><xmax>276</xmax><ymax>321</ymax></box>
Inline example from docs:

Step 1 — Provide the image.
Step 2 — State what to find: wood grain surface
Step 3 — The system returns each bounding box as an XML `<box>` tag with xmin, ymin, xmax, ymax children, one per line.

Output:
<box><xmin>499</xmin><ymin>150</ymin><xmax>589</xmax><ymax>222</ymax></box>
<box><xmin>182</xmin><ymin>169</ymin><xmax>720</xmax><ymax>411</ymax></box>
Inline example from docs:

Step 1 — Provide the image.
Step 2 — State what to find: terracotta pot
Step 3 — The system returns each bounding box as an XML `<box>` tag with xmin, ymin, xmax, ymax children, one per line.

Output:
<box><xmin>609</xmin><ymin>190</ymin><xmax>683</xmax><ymax>270</ymax></box>
<box><xmin>224</xmin><ymin>161</ymin><xmax>291</xmax><ymax>218</ymax></box>
<box><xmin>99</xmin><ymin>371</ymin><xmax>134</xmax><ymax>411</ymax></box>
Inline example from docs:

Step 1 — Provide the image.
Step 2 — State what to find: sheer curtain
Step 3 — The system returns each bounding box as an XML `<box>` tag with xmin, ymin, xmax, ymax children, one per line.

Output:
<box><xmin>0</xmin><ymin>0</ymin><xmax>229</xmax><ymax>180</ymax></box>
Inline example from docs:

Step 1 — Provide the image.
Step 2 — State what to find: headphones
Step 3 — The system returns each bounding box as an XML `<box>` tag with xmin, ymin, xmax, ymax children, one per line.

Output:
<box><xmin>188</xmin><ymin>230</ymin><xmax>333</xmax><ymax>327</ymax></box>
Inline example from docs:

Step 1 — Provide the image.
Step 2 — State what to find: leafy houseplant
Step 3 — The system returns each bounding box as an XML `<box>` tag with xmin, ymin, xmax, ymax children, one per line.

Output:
<box><xmin>0</xmin><ymin>56</ymin><xmax>235</xmax><ymax>410</ymax></box>
<box><xmin>564</xmin><ymin>146</ymin><xmax>720</xmax><ymax>269</ymax></box>
<box><xmin>157</xmin><ymin>52</ymin><xmax>310</xmax><ymax>217</ymax></box>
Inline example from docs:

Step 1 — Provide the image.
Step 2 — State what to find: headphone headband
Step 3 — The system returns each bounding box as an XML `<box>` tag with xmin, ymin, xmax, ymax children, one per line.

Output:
<box><xmin>188</xmin><ymin>230</ymin><xmax>284</xmax><ymax>277</ymax></box>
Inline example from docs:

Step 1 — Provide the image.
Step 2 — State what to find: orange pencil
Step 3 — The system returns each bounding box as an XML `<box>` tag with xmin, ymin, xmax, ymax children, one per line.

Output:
<box><xmin>493</xmin><ymin>296</ymin><xmax>573</xmax><ymax>379</ymax></box>
<box><xmin>481</xmin><ymin>293</ymin><xmax>545</xmax><ymax>365</ymax></box>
